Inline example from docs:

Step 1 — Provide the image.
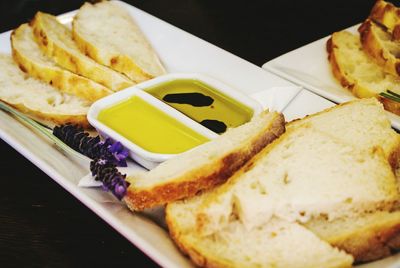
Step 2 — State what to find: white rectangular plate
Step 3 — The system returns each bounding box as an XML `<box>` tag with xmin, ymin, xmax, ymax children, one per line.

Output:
<box><xmin>262</xmin><ymin>24</ymin><xmax>400</xmax><ymax>130</ymax></box>
<box><xmin>0</xmin><ymin>3</ymin><xmax>398</xmax><ymax>267</ymax></box>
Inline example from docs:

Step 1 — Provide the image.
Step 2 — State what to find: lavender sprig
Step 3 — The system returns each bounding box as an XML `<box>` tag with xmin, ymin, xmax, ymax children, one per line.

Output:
<box><xmin>90</xmin><ymin>158</ymin><xmax>130</xmax><ymax>200</ymax></box>
<box><xmin>53</xmin><ymin>124</ymin><xmax>130</xmax><ymax>199</ymax></box>
<box><xmin>53</xmin><ymin>124</ymin><xmax>129</xmax><ymax>166</ymax></box>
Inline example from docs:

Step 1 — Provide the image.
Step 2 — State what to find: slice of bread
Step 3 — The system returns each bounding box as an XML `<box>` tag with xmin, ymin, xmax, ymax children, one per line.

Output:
<box><xmin>0</xmin><ymin>53</ymin><xmax>90</xmax><ymax>128</ymax></box>
<box><xmin>166</xmin><ymin>194</ymin><xmax>353</xmax><ymax>268</ymax></box>
<box><xmin>304</xmin><ymin>211</ymin><xmax>400</xmax><ymax>263</ymax></box>
<box><xmin>369</xmin><ymin>0</ymin><xmax>400</xmax><ymax>39</ymax></box>
<box><xmin>11</xmin><ymin>23</ymin><xmax>111</xmax><ymax>102</ymax></box>
<box><xmin>31</xmin><ymin>12</ymin><xmax>134</xmax><ymax>91</ymax></box>
<box><xmin>124</xmin><ymin>110</ymin><xmax>285</xmax><ymax>211</ymax></box>
<box><xmin>327</xmin><ymin>30</ymin><xmax>400</xmax><ymax>116</ymax></box>
<box><xmin>195</xmin><ymin>99</ymin><xmax>399</xmax><ymax>236</ymax></box>
<box><xmin>287</xmin><ymin>98</ymin><xmax>400</xmax><ymax>169</ymax></box>
<box><xmin>196</xmin><ymin>127</ymin><xmax>399</xmax><ymax>236</ymax></box>
<box><xmin>72</xmin><ymin>1</ymin><xmax>166</xmax><ymax>83</ymax></box>
<box><xmin>359</xmin><ymin>19</ymin><xmax>400</xmax><ymax>78</ymax></box>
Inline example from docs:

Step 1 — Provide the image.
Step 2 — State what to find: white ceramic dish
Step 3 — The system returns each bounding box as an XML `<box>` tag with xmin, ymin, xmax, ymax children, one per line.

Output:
<box><xmin>88</xmin><ymin>73</ymin><xmax>262</xmax><ymax>169</ymax></box>
<box><xmin>0</xmin><ymin>3</ymin><xmax>398</xmax><ymax>267</ymax></box>
<box><xmin>88</xmin><ymin>81</ymin><xmax>217</xmax><ymax>169</ymax></box>
<box><xmin>262</xmin><ymin>24</ymin><xmax>400</xmax><ymax>130</ymax></box>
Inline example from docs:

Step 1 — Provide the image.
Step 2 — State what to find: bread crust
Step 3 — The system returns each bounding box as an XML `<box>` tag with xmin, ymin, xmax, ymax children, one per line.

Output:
<box><xmin>370</xmin><ymin>0</ymin><xmax>400</xmax><ymax>39</ymax></box>
<box><xmin>327</xmin><ymin>34</ymin><xmax>374</xmax><ymax>99</ymax></box>
<box><xmin>358</xmin><ymin>20</ymin><xmax>400</xmax><ymax>77</ymax></box>
<box><xmin>325</xmin><ymin>213</ymin><xmax>400</xmax><ymax>263</ymax></box>
<box><xmin>124</xmin><ymin>113</ymin><xmax>285</xmax><ymax>211</ymax></box>
<box><xmin>11</xmin><ymin>24</ymin><xmax>111</xmax><ymax>102</ymax></box>
<box><xmin>165</xmin><ymin>203</ymin><xmax>234</xmax><ymax>268</ymax></box>
<box><xmin>30</xmin><ymin>12</ymin><xmax>134</xmax><ymax>91</ymax></box>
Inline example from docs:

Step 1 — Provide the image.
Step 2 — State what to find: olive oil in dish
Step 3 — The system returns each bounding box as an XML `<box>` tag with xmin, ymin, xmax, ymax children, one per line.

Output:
<box><xmin>97</xmin><ymin>96</ymin><xmax>210</xmax><ymax>154</ymax></box>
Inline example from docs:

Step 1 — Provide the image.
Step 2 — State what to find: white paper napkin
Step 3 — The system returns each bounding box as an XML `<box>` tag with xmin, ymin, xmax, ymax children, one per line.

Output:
<box><xmin>250</xmin><ymin>86</ymin><xmax>302</xmax><ymax>112</ymax></box>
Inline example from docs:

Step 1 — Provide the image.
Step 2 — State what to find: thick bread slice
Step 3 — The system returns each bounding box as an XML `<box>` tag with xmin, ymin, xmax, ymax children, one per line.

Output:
<box><xmin>369</xmin><ymin>0</ymin><xmax>400</xmax><ymax>39</ymax></box>
<box><xmin>196</xmin><ymin>126</ymin><xmax>399</xmax><ymax>236</ymax></box>
<box><xmin>304</xmin><ymin>211</ymin><xmax>400</xmax><ymax>263</ymax></box>
<box><xmin>124</xmin><ymin>111</ymin><xmax>285</xmax><ymax>211</ymax></box>
<box><xmin>359</xmin><ymin>19</ymin><xmax>400</xmax><ymax>78</ymax></box>
<box><xmin>72</xmin><ymin>1</ymin><xmax>166</xmax><ymax>83</ymax></box>
<box><xmin>0</xmin><ymin>53</ymin><xmax>90</xmax><ymax>128</ymax></box>
<box><xmin>287</xmin><ymin>98</ymin><xmax>400</xmax><ymax>169</ymax></box>
<box><xmin>166</xmin><ymin>195</ymin><xmax>353</xmax><ymax>268</ymax></box>
<box><xmin>327</xmin><ymin>30</ymin><xmax>400</xmax><ymax>115</ymax></box>
<box><xmin>11</xmin><ymin>23</ymin><xmax>111</xmax><ymax>102</ymax></box>
<box><xmin>195</xmin><ymin>99</ymin><xmax>400</xmax><ymax>236</ymax></box>
<box><xmin>31</xmin><ymin>12</ymin><xmax>134</xmax><ymax>91</ymax></box>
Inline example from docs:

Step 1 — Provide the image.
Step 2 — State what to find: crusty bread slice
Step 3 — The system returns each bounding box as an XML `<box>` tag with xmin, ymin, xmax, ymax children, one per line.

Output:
<box><xmin>166</xmin><ymin>194</ymin><xmax>353</xmax><ymax>268</ymax></box>
<box><xmin>327</xmin><ymin>30</ymin><xmax>400</xmax><ymax>115</ymax></box>
<box><xmin>369</xmin><ymin>0</ymin><xmax>400</xmax><ymax>39</ymax></box>
<box><xmin>196</xmin><ymin>127</ymin><xmax>399</xmax><ymax>236</ymax></box>
<box><xmin>72</xmin><ymin>1</ymin><xmax>166</xmax><ymax>83</ymax></box>
<box><xmin>124</xmin><ymin>110</ymin><xmax>285</xmax><ymax>211</ymax></box>
<box><xmin>0</xmin><ymin>53</ymin><xmax>90</xmax><ymax>128</ymax></box>
<box><xmin>287</xmin><ymin>98</ymin><xmax>400</xmax><ymax>169</ymax></box>
<box><xmin>195</xmin><ymin>99</ymin><xmax>400</xmax><ymax>236</ymax></box>
<box><xmin>11</xmin><ymin>23</ymin><xmax>111</xmax><ymax>102</ymax></box>
<box><xmin>283</xmin><ymin>99</ymin><xmax>400</xmax><ymax>263</ymax></box>
<box><xmin>31</xmin><ymin>12</ymin><xmax>134</xmax><ymax>91</ymax></box>
<box><xmin>304</xmin><ymin>211</ymin><xmax>400</xmax><ymax>263</ymax></box>
<box><xmin>359</xmin><ymin>19</ymin><xmax>400</xmax><ymax>78</ymax></box>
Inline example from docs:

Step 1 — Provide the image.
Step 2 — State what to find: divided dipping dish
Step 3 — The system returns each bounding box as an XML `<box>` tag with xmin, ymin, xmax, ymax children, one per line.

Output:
<box><xmin>88</xmin><ymin>73</ymin><xmax>263</xmax><ymax>169</ymax></box>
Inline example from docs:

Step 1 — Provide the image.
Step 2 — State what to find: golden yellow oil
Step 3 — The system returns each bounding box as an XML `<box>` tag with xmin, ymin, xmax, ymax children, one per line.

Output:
<box><xmin>98</xmin><ymin>96</ymin><xmax>209</xmax><ymax>154</ymax></box>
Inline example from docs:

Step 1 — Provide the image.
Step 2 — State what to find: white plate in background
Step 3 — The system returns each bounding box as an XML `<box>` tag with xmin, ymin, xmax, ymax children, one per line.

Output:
<box><xmin>262</xmin><ymin>24</ymin><xmax>400</xmax><ymax>130</ymax></box>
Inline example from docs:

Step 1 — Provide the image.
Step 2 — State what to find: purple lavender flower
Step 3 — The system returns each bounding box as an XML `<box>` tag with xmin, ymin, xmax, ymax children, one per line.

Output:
<box><xmin>91</xmin><ymin>157</ymin><xmax>130</xmax><ymax>200</ymax></box>
<box><xmin>107</xmin><ymin>141</ymin><xmax>129</xmax><ymax>167</ymax></box>
<box><xmin>54</xmin><ymin>124</ymin><xmax>130</xmax><ymax>200</ymax></box>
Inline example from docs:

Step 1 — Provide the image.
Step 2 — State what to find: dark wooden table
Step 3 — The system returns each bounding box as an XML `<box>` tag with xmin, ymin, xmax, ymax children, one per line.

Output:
<box><xmin>0</xmin><ymin>0</ymin><xmax>373</xmax><ymax>267</ymax></box>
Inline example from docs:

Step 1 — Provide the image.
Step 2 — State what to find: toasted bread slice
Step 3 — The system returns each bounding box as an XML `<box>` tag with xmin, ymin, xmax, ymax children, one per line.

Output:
<box><xmin>31</xmin><ymin>12</ymin><xmax>134</xmax><ymax>91</ymax></box>
<box><xmin>327</xmin><ymin>30</ymin><xmax>400</xmax><ymax>116</ymax></box>
<box><xmin>195</xmin><ymin>99</ymin><xmax>399</xmax><ymax>236</ymax></box>
<box><xmin>0</xmin><ymin>53</ymin><xmax>90</xmax><ymax>128</ymax></box>
<box><xmin>166</xmin><ymin>194</ymin><xmax>353</xmax><ymax>268</ymax></box>
<box><xmin>11</xmin><ymin>23</ymin><xmax>111</xmax><ymax>102</ymax></box>
<box><xmin>359</xmin><ymin>19</ymin><xmax>400</xmax><ymax>78</ymax></box>
<box><xmin>72</xmin><ymin>1</ymin><xmax>166</xmax><ymax>83</ymax></box>
<box><xmin>304</xmin><ymin>211</ymin><xmax>400</xmax><ymax>263</ymax></box>
<box><xmin>369</xmin><ymin>0</ymin><xmax>400</xmax><ymax>39</ymax></box>
<box><xmin>124</xmin><ymin>111</ymin><xmax>285</xmax><ymax>211</ymax></box>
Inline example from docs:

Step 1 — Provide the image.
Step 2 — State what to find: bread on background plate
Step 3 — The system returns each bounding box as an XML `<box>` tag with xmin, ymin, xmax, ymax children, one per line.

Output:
<box><xmin>359</xmin><ymin>19</ymin><xmax>400</xmax><ymax>79</ymax></box>
<box><xmin>369</xmin><ymin>0</ymin><xmax>400</xmax><ymax>39</ymax></box>
<box><xmin>11</xmin><ymin>23</ymin><xmax>112</xmax><ymax>102</ymax></box>
<box><xmin>327</xmin><ymin>30</ymin><xmax>400</xmax><ymax>116</ymax></box>
<box><xmin>72</xmin><ymin>1</ymin><xmax>166</xmax><ymax>83</ymax></box>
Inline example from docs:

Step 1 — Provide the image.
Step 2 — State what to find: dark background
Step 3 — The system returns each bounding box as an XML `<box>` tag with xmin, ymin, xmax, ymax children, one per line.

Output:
<box><xmin>0</xmin><ymin>0</ymin><xmax>379</xmax><ymax>267</ymax></box>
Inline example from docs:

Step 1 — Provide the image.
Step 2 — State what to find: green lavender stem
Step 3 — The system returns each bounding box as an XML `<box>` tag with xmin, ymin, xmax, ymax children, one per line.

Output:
<box><xmin>0</xmin><ymin>101</ymin><xmax>89</xmax><ymax>161</ymax></box>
